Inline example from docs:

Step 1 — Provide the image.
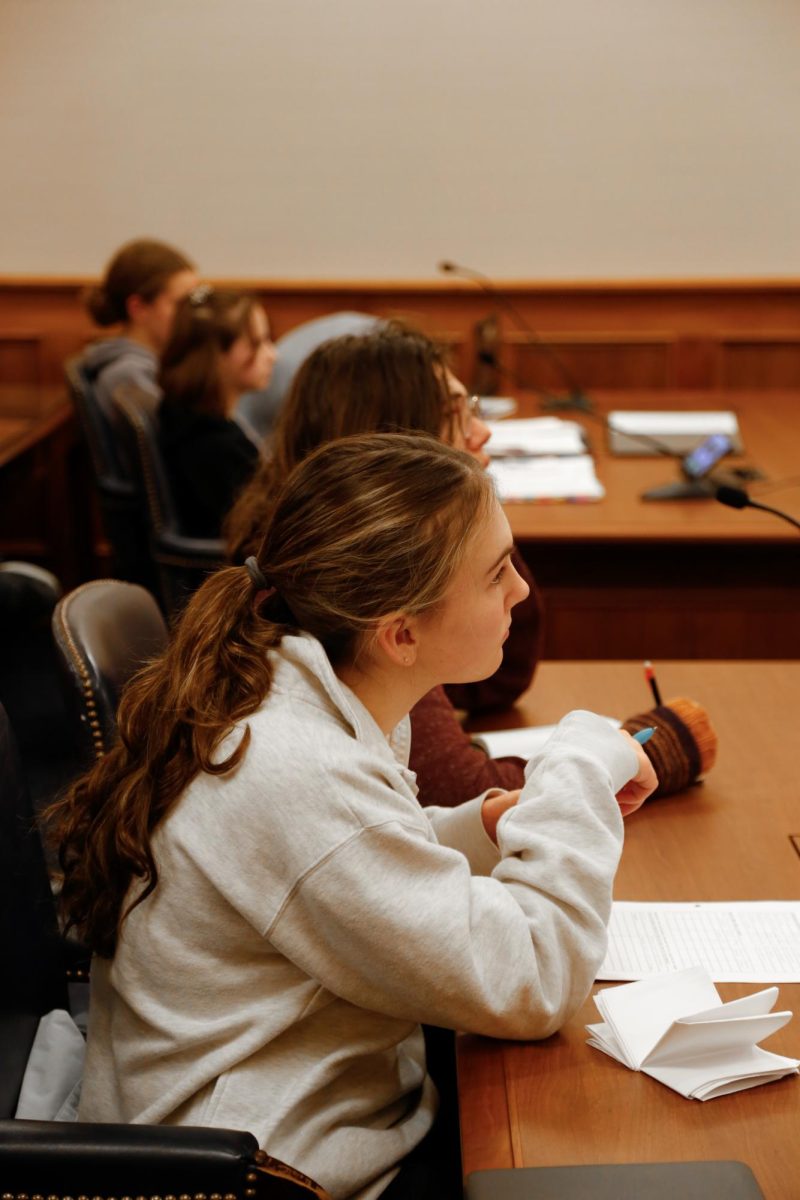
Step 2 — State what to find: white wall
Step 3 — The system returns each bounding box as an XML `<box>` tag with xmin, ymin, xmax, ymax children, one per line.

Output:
<box><xmin>2</xmin><ymin>0</ymin><xmax>799</xmax><ymax>279</ymax></box>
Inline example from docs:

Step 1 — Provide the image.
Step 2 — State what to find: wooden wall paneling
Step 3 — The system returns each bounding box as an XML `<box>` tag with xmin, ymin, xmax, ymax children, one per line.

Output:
<box><xmin>4</xmin><ymin>273</ymin><xmax>800</xmax><ymax>386</ymax></box>
<box><xmin>522</xmin><ymin>541</ymin><xmax>800</xmax><ymax>661</ymax></box>
<box><xmin>3</xmin><ymin>276</ymin><xmax>800</xmax><ymax>392</ymax></box>
<box><xmin>719</xmin><ymin>333</ymin><xmax>800</xmax><ymax>389</ymax></box>
<box><xmin>505</xmin><ymin>331</ymin><xmax>675</xmax><ymax>391</ymax></box>
<box><xmin>0</xmin><ymin>333</ymin><xmax>43</xmax><ymax>386</ymax></box>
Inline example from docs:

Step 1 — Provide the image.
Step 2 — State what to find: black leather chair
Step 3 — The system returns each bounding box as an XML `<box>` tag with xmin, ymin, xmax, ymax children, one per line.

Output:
<box><xmin>113</xmin><ymin>385</ymin><xmax>226</xmax><ymax>617</ymax></box>
<box><xmin>51</xmin><ymin>579</ymin><xmax>168</xmax><ymax>763</ymax></box>
<box><xmin>0</xmin><ymin>700</ymin><xmax>329</xmax><ymax>1199</ymax></box>
<box><xmin>237</xmin><ymin>311</ymin><xmax>382</xmax><ymax>440</ymax></box>
<box><xmin>64</xmin><ymin>356</ymin><xmax>159</xmax><ymax>593</ymax></box>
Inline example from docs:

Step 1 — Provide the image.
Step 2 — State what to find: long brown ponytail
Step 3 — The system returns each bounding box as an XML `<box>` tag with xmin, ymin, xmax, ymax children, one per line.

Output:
<box><xmin>48</xmin><ymin>433</ymin><xmax>493</xmax><ymax>957</ymax></box>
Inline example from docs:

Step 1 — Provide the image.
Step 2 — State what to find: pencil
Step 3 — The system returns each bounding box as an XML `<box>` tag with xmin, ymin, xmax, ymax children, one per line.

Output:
<box><xmin>643</xmin><ymin>660</ymin><xmax>663</xmax><ymax>707</ymax></box>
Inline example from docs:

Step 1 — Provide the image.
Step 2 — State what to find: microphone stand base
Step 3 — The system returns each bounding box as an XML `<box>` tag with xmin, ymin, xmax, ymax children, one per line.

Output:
<box><xmin>640</xmin><ymin>480</ymin><xmax>714</xmax><ymax>501</ymax></box>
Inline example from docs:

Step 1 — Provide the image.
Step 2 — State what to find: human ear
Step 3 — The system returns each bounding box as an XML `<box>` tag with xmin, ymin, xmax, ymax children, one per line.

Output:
<box><xmin>373</xmin><ymin>614</ymin><xmax>419</xmax><ymax>668</ymax></box>
<box><xmin>126</xmin><ymin>293</ymin><xmax>148</xmax><ymax>324</ymax></box>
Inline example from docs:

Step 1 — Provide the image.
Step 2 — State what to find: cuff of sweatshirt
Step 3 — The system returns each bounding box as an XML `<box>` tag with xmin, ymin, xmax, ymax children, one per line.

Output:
<box><xmin>428</xmin><ymin>792</ymin><xmax>502</xmax><ymax>877</ymax></box>
<box><xmin>524</xmin><ymin>709</ymin><xmax>638</xmax><ymax>795</ymax></box>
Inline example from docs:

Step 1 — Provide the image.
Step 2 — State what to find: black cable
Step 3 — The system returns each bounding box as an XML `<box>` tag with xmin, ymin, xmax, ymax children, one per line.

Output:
<box><xmin>714</xmin><ymin>485</ymin><xmax>800</xmax><ymax>533</ymax></box>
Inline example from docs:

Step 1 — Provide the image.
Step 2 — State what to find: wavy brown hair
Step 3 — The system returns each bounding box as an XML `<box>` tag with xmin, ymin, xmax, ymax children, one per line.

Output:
<box><xmin>225</xmin><ymin>322</ymin><xmax>454</xmax><ymax>562</ymax></box>
<box><xmin>47</xmin><ymin>433</ymin><xmax>493</xmax><ymax>958</ymax></box>
<box><xmin>159</xmin><ymin>288</ymin><xmax>264</xmax><ymax>419</ymax></box>
<box><xmin>84</xmin><ymin>238</ymin><xmax>195</xmax><ymax>326</ymax></box>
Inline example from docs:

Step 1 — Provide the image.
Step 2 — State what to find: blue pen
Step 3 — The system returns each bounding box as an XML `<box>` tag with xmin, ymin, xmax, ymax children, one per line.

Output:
<box><xmin>633</xmin><ymin>726</ymin><xmax>656</xmax><ymax>746</ymax></box>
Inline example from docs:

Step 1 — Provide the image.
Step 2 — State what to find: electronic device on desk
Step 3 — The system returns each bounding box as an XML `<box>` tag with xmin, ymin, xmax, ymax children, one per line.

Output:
<box><xmin>641</xmin><ymin>433</ymin><xmax>739</xmax><ymax>501</ymax></box>
<box><xmin>607</xmin><ymin>410</ymin><xmax>743</xmax><ymax>456</ymax></box>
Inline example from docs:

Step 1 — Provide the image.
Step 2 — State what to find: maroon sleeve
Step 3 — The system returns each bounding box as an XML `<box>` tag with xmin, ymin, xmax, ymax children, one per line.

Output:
<box><xmin>409</xmin><ymin>685</ymin><xmax>526</xmax><ymax>808</ymax></box>
<box><xmin>444</xmin><ymin>550</ymin><xmax>544</xmax><ymax>715</ymax></box>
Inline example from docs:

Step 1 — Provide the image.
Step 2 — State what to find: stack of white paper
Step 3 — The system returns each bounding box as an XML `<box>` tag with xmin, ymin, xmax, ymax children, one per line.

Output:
<box><xmin>587</xmin><ymin>967</ymin><xmax>799</xmax><ymax>1101</ymax></box>
<box><xmin>486</xmin><ymin>417</ymin><xmax>585</xmax><ymax>457</ymax></box>
<box><xmin>489</xmin><ymin>454</ymin><xmax>605</xmax><ymax>502</ymax></box>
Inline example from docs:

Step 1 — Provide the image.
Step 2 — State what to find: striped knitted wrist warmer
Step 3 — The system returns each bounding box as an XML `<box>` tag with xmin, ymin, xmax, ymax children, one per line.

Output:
<box><xmin>622</xmin><ymin>696</ymin><xmax>718</xmax><ymax>798</ymax></box>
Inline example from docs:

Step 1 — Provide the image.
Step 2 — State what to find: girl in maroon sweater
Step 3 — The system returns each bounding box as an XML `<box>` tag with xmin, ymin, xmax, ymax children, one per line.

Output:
<box><xmin>224</xmin><ymin>323</ymin><xmax>540</xmax><ymax>805</ymax></box>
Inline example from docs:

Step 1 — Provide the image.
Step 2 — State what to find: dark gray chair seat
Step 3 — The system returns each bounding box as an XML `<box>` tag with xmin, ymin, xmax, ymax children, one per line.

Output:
<box><xmin>52</xmin><ymin>579</ymin><xmax>168</xmax><ymax>763</ymax></box>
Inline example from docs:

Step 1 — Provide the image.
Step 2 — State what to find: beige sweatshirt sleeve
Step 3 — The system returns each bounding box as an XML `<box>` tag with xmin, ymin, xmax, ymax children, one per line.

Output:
<box><xmin>266</xmin><ymin>711</ymin><xmax>633</xmax><ymax>1041</ymax></box>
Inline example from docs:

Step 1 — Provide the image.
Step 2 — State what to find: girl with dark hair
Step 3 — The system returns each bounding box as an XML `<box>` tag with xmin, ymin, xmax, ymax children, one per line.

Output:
<box><xmin>158</xmin><ymin>286</ymin><xmax>276</xmax><ymax>537</ymax></box>
<box><xmin>82</xmin><ymin>238</ymin><xmax>198</xmax><ymax>419</ymax></box>
<box><xmin>224</xmin><ymin>323</ymin><xmax>544</xmax><ymax>806</ymax></box>
<box><xmin>49</xmin><ymin>433</ymin><xmax>656</xmax><ymax>1200</ymax></box>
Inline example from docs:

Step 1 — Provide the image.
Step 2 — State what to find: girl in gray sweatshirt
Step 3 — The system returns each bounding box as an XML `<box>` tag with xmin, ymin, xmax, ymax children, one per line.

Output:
<box><xmin>50</xmin><ymin>434</ymin><xmax>656</xmax><ymax>1200</ymax></box>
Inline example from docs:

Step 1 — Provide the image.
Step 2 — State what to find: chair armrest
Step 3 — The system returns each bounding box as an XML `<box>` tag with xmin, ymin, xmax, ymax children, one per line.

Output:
<box><xmin>155</xmin><ymin>528</ymin><xmax>226</xmax><ymax>565</ymax></box>
<box><xmin>0</xmin><ymin>1119</ymin><xmax>330</xmax><ymax>1196</ymax></box>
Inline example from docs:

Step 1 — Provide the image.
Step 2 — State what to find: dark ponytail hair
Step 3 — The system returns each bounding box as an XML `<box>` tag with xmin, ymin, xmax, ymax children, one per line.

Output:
<box><xmin>84</xmin><ymin>238</ymin><xmax>194</xmax><ymax>326</ymax></box>
<box><xmin>47</xmin><ymin>433</ymin><xmax>493</xmax><ymax>957</ymax></box>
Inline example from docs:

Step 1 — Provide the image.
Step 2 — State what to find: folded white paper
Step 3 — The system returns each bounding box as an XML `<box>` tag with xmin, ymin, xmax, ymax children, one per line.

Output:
<box><xmin>587</xmin><ymin>966</ymin><xmax>799</xmax><ymax>1100</ymax></box>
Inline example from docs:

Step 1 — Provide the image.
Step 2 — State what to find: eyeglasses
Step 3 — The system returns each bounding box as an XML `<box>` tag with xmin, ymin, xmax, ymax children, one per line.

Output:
<box><xmin>447</xmin><ymin>393</ymin><xmax>483</xmax><ymax>442</ymax></box>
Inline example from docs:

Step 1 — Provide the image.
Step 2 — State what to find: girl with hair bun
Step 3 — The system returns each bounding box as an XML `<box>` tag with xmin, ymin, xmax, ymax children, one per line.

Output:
<box><xmin>49</xmin><ymin>433</ymin><xmax>656</xmax><ymax>1200</ymax></box>
<box><xmin>82</xmin><ymin>238</ymin><xmax>198</xmax><ymax>419</ymax></box>
<box><xmin>158</xmin><ymin>286</ymin><xmax>276</xmax><ymax>537</ymax></box>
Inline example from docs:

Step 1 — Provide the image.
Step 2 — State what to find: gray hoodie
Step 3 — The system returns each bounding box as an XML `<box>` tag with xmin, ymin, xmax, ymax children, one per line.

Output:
<box><xmin>82</xmin><ymin>337</ymin><xmax>159</xmax><ymax>422</ymax></box>
<box><xmin>79</xmin><ymin>633</ymin><xmax>634</xmax><ymax>1200</ymax></box>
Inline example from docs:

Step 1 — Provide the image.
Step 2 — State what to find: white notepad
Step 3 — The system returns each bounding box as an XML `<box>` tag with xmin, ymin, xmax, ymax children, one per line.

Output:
<box><xmin>486</xmin><ymin>417</ymin><xmax>585</xmax><ymax>457</ymax></box>
<box><xmin>471</xmin><ymin>718</ymin><xmax>621</xmax><ymax>759</ymax></box>
<box><xmin>587</xmin><ymin>967</ymin><xmax>799</xmax><ymax>1100</ymax></box>
<box><xmin>489</xmin><ymin>454</ymin><xmax>605</xmax><ymax>502</ymax></box>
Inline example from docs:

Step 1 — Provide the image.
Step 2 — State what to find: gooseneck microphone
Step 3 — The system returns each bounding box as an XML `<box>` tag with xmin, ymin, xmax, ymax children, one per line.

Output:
<box><xmin>438</xmin><ymin>258</ymin><xmax>736</xmax><ymax>470</ymax></box>
<box><xmin>437</xmin><ymin>259</ymin><xmax>592</xmax><ymax>412</ymax></box>
<box><xmin>437</xmin><ymin>258</ymin><xmax>681</xmax><ymax>460</ymax></box>
<box><xmin>715</xmin><ymin>484</ymin><xmax>800</xmax><ymax>533</ymax></box>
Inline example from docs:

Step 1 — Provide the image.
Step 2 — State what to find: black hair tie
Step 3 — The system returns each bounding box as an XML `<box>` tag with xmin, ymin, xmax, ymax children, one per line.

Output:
<box><xmin>244</xmin><ymin>556</ymin><xmax>269</xmax><ymax>590</ymax></box>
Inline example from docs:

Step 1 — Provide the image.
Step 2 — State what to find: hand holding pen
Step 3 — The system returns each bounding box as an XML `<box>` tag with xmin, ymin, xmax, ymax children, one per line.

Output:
<box><xmin>616</xmin><ymin>727</ymin><xmax>658</xmax><ymax>817</ymax></box>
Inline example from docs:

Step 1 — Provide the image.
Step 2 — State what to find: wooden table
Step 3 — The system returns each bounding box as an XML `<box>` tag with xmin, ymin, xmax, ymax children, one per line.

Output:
<box><xmin>502</xmin><ymin>392</ymin><xmax>800</xmax><ymax>659</ymax></box>
<box><xmin>458</xmin><ymin>660</ymin><xmax>800</xmax><ymax>1199</ymax></box>
<box><xmin>0</xmin><ymin>385</ymin><xmax>96</xmax><ymax>585</ymax></box>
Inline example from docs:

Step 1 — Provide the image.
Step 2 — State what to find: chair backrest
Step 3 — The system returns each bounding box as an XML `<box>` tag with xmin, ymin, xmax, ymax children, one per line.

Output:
<box><xmin>237</xmin><ymin>311</ymin><xmax>382</xmax><ymax>440</ymax></box>
<box><xmin>112</xmin><ymin>385</ymin><xmax>178</xmax><ymax>536</ymax></box>
<box><xmin>0</xmin><ymin>701</ymin><xmax>67</xmax><ymax>1019</ymax></box>
<box><xmin>52</xmin><ymin>580</ymin><xmax>168</xmax><ymax>763</ymax></box>
<box><xmin>0</xmin><ymin>701</ymin><xmax>69</xmax><ymax>1118</ymax></box>
<box><xmin>112</xmin><ymin>386</ymin><xmax>226</xmax><ymax>616</ymax></box>
<box><xmin>65</xmin><ymin>357</ymin><xmax>159</xmax><ymax>591</ymax></box>
<box><xmin>65</xmin><ymin>355</ymin><xmax>131</xmax><ymax>490</ymax></box>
